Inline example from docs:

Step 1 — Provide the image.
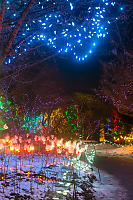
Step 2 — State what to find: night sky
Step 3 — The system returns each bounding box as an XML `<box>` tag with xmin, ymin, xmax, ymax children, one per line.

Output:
<box><xmin>56</xmin><ymin>57</ymin><xmax>102</xmax><ymax>93</ymax></box>
<box><xmin>9</xmin><ymin>55</ymin><xmax>102</xmax><ymax>104</ymax></box>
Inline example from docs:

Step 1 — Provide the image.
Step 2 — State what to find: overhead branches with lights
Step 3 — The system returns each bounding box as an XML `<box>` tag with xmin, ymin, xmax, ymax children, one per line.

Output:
<box><xmin>0</xmin><ymin>0</ymin><xmax>127</xmax><ymax>66</ymax></box>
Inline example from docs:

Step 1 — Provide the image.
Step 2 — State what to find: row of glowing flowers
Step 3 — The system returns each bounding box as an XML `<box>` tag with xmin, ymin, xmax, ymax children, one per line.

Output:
<box><xmin>0</xmin><ymin>135</ymin><xmax>85</xmax><ymax>155</ymax></box>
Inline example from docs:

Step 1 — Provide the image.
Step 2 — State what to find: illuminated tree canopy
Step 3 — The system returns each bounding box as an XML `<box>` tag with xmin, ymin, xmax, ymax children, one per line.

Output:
<box><xmin>22</xmin><ymin>113</ymin><xmax>43</xmax><ymax>133</ymax></box>
<box><xmin>0</xmin><ymin>0</ymin><xmax>127</xmax><ymax>67</ymax></box>
<box><xmin>50</xmin><ymin>108</ymin><xmax>65</xmax><ymax>134</ymax></box>
<box><xmin>0</xmin><ymin>96</ymin><xmax>12</xmax><ymax>131</ymax></box>
<box><xmin>98</xmin><ymin>56</ymin><xmax>133</xmax><ymax>117</ymax></box>
<box><xmin>50</xmin><ymin>105</ymin><xmax>81</xmax><ymax>139</ymax></box>
<box><xmin>22</xmin><ymin>112</ymin><xmax>49</xmax><ymax>134</ymax></box>
<box><xmin>65</xmin><ymin>104</ymin><xmax>81</xmax><ymax>137</ymax></box>
<box><xmin>105</xmin><ymin>110</ymin><xmax>124</xmax><ymax>136</ymax></box>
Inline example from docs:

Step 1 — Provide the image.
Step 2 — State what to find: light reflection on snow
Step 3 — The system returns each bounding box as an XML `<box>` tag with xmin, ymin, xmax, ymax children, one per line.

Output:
<box><xmin>0</xmin><ymin>136</ymin><xmax>95</xmax><ymax>199</ymax></box>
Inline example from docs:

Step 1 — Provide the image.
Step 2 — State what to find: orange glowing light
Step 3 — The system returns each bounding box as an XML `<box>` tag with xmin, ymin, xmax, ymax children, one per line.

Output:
<box><xmin>10</xmin><ymin>145</ymin><xmax>14</xmax><ymax>151</ymax></box>
<box><xmin>57</xmin><ymin>148</ymin><xmax>62</xmax><ymax>154</ymax></box>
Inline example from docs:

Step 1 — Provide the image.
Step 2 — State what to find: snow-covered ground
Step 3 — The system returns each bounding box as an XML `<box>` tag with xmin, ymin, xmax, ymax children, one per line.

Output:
<box><xmin>111</xmin><ymin>145</ymin><xmax>133</xmax><ymax>156</ymax></box>
<box><xmin>93</xmin><ymin>167</ymin><xmax>128</xmax><ymax>200</ymax></box>
<box><xmin>0</xmin><ymin>149</ymin><xmax>129</xmax><ymax>200</ymax></box>
<box><xmin>0</xmin><ymin>136</ymin><xmax>131</xmax><ymax>199</ymax></box>
<box><xmin>85</xmin><ymin>143</ymin><xmax>133</xmax><ymax>200</ymax></box>
<box><xmin>90</xmin><ymin>143</ymin><xmax>133</xmax><ymax>158</ymax></box>
<box><xmin>90</xmin><ymin>143</ymin><xmax>133</xmax><ymax>200</ymax></box>
<box><xmin>0</xmin><ymin>152</ymin><xmax>95</xmax><ymax>200</ymax></box>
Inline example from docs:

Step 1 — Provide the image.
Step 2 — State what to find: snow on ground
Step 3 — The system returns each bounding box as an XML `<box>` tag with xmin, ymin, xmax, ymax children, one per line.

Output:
<box><xmin>89</xmin><ymin>143</ymin><xmax>133</xmax><ymax>158</ymax></box>
<box><xmin>87</xmin><ymin>143</ymin><xmax>132</xmax><ymax>199</ymax></box>
<box><xmin>0</xmin><ymin>147</ymin><xmax>130</xmax><ymax>200</ymax></box>
<box><xmin>94</xmin><ymin>143</ymin><xmax>117</xmax><ymax>150</ymax></box>
<box><xmin>88</xmin><ymin>143</ymin><xmax>133</xmax><ymax>199</ymax></box>
<box><xmin>93</xmin><ymin>167</ymin><xmax>128</xmax><ymax>200</ymax></box>
<box><xmin>0</xmin><ymin>153</ymin><xmax>95</xmax><ymax>200</ymax></box>
<box><xmin>0</xmin><ymin>154</ymin><xmax>74</xmax><ymax>200</ymax></box>
<box><xmin>111</xmin><ymin>145</ymin><xmax>133</xmax><ymax>156</ymax></box>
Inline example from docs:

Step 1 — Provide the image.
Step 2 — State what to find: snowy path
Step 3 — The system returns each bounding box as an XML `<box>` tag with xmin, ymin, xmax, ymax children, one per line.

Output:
<box><xmin>94</xmin><ymin>155</ymin><xmax>133</xmax><ymax>200</ymax></box>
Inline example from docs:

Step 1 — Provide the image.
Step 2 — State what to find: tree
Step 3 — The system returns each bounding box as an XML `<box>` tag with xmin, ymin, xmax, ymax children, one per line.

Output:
<box><xmin>73</xmin><ymin>93</ymin><xmax>113</xmax><ymax>139</ymax></box>
<box><xmin>0</xmin><ymin>83</ymin><xmax>46</xmax><ymax>136</ymax></box>
<box><xmin>50</xmin><ymin>105</ymin><xmax>81</xmax><ymax>140</ymax></box>
<box><xmin>0</xmin><ymin>0</ymin><xmax>128</xmax><ymax>72</ymax></box>
<box><xmin>51</xmin><ymin>93</ymin><xmax>113</xmax><ymax>140</ymax></box>
<box><xmin>50</xmin><ymin>107</ymin><xmax>66</xmax><ymax>136</ymax></box>
<box><xmin>0</xmin><ymin>63</ymin><xmax>66</xmax><ymax>136</ymax></box>
<box><xmin>98</xmin><ymin>55</ymin><xmax>133</xmax><ymax>117</ymax></box>
<box><xmin>0</xmin><ymin>95</ymin><xmax>11</xmax><ymax>132</ymax></box>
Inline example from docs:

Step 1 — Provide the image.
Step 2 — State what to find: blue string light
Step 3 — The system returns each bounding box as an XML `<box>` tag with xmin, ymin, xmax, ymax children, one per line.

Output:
<box><xmin>4</xmin><ymin>0</ymin><xmax>124</xmax><ymax>64</ymax></box>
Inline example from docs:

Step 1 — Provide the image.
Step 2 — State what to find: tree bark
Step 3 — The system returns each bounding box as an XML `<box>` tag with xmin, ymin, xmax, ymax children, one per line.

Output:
<box><xmin>0</xmin><ymin>0</ymin><xmax>36</xmax><ymax>65</ymax></box>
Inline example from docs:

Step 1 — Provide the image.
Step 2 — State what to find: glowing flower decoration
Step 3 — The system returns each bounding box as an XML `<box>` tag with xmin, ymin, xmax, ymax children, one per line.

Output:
<box><xmin>3</xmin><ymin>124</ymin><xmax>8</xmax><ymax>130</ymax></box>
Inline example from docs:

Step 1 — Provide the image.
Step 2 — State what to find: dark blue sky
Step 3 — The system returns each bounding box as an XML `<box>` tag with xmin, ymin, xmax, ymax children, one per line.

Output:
<box><xmin>9</xmin><ymin>55</ymin><xmax>102</xmax><ymax>104</ymax></box>
<box><xmin>56</xmin><ymin>56</ymin><xmax>102</xmax><ymax>94</ymax></box>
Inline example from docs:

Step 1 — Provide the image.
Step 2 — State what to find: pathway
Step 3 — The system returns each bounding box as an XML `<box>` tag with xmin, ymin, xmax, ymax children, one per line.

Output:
<box><xmin>94</xmin><ymin>156</ymin><xmax>133</xmax><ymax>200</ymax></box>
